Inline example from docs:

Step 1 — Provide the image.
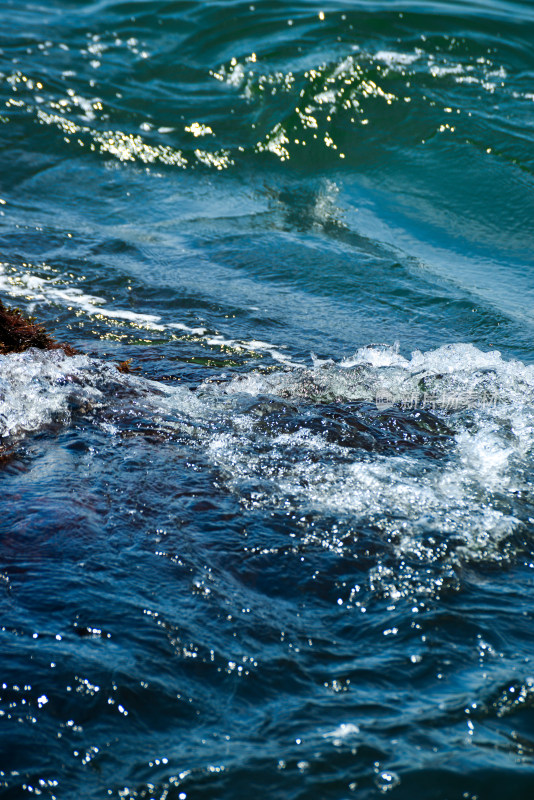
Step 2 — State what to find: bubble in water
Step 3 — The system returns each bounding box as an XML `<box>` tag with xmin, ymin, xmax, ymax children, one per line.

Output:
<box><xmin>375</xmin><ymin>770</ymin><xmax>401</xmax><ymax>792</ymax></box>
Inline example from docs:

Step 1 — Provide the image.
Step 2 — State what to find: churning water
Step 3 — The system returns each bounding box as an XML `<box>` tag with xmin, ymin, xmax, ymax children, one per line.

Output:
<box><xmin>1</xmin><ymin>1</ymin><xmax>534</xmax><ymax>798</ymax></box>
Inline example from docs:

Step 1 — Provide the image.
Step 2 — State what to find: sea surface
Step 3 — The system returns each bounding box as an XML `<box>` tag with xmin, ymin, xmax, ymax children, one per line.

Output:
<box><xmin>1</xmin><ymin>0</ymin><xmax>534</xmax><ymax>797</ymax></box>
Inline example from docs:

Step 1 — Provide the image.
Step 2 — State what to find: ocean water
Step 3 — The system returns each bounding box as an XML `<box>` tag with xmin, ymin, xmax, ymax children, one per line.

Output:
<box><xmin>1</xmin><ymin>0</ymin><xmax>534</xmax><ymax>797</ymax></box>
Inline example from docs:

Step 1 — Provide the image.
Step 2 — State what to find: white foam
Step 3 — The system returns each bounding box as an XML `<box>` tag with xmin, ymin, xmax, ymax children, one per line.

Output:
<box><xmin>200</xmin><ymin>333</ymin><xmax>300</xmax><ymax>366</ymax></box>
<box><xmin>0</xmin><ymin>263</ymin><xmax>163</xmax><ymax>329</ymax></box>
<box><xmin>199</xmin><ymin>343</ymin><xmax>534</xmax><ymax>597</ymax></box>
<box><xmin>0</xmin><ymin>264</ymin><xmax>296</xmax><ymax>360</ymax></box>
<box><xmin>169</xmin><ymin>322</ymin><xmax>208</xmax><ymax>335</ymax></box>
<box><xmin>2</xmin><ymin>333</ymin><xmax>533</xmax><ymax>602</ymax></box>
<box><xmin>430</xmin><ymin>63</ymin><xmax>464</xmax><ymax>78</ymax></box>
<box><xmin>0</xmin><ymin>350</ymin><xmax>100</xmax><ymax>439</ymax></box>
<box><xmin>375</xmin><ymin>50</ymin><xmax>420</xmax><ymax>68</ymax></box>
<box><xmin>0</xmin><ymin>348</ymin><xmax>203</xmax><ymax>442</ymax></box>
<box><xmin>322</xmin><ymin>723</ymin><xmax>360</xmax><ymax>739</ymax></box>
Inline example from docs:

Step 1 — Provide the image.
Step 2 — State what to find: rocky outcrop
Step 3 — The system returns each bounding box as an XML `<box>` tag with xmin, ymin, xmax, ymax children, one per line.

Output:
<box><xmin>0</xmin><ymin>300</ymin><xmax>76</xmax><ymax>356</ymax></box>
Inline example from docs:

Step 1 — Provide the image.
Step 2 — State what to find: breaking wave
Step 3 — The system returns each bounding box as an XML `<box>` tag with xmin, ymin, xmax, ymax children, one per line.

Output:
<box><xmin>3</xmin><ymin>341</ymin><xmax>534</xmax><ymax>603</ymax></box>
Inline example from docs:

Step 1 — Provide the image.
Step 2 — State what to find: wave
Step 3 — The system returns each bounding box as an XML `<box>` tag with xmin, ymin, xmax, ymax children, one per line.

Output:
<box><xmin>2</xmin><ymin>5</ymin><xmax>532</xmax><ymax>178</ymax></box>
<box><xmin>2</xmin><ymin>341</ymin><xmax>534</xmax><ymax>602</ymax></box>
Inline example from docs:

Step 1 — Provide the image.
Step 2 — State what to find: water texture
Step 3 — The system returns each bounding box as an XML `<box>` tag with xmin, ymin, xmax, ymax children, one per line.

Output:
<box><xmin>1</xmin><ymin>1</ymin><xmax>534</xmax><ymax>798</ymax></box>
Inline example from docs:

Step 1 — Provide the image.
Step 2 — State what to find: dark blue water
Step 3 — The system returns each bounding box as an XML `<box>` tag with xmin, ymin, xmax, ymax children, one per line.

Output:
<box><xmin>1</xmin><ymin>1</ymin><xmax>534</xmax><ymax>797</ymax></box>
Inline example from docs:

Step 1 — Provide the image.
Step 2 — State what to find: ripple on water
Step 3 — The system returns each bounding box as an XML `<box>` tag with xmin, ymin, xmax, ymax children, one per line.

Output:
<box><xmin>2</xmin><ymin>3</ymin><xmax>534</xmax><ymax>795</ymax></box>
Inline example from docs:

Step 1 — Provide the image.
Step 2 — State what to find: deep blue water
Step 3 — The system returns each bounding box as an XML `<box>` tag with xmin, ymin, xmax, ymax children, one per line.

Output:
<box><xmin>1</xmin><ymin>1</ymin><xmax>534</xmax><ymax>798</ymax></box>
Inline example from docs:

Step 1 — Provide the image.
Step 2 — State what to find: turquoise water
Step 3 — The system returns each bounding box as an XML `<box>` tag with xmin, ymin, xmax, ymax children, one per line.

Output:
<box><xmin>1</xmin><ymin>1</ymin><xmax>534</xmax><ymax>797</ymax></box>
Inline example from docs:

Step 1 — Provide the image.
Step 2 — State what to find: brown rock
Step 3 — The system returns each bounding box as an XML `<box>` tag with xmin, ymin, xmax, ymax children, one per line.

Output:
<box><xmin>0</xmin><ymin>300</ymin><xmax>77</xmax><ymax>356</ymax></box>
